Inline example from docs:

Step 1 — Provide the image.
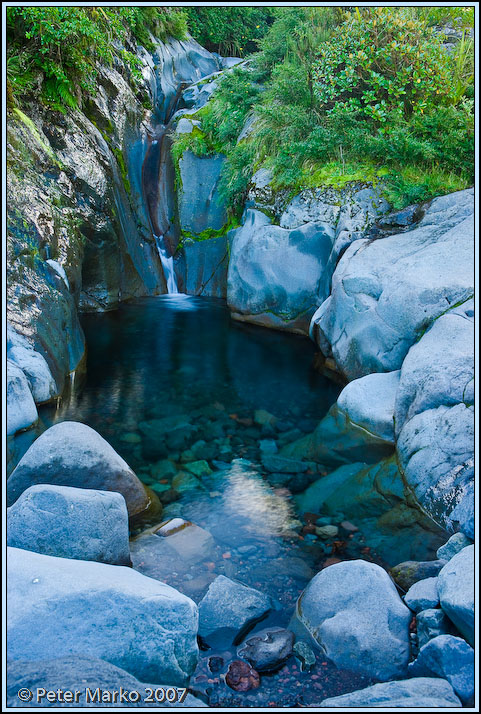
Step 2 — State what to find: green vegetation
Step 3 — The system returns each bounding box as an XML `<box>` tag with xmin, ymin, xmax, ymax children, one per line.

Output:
<box><xmin>183</xmin><ymin>7</ymin><xmax>275</xmax><ymax>56</ymax></box>
<box><xmin>173</xmin><ymin>7</ymin><xmax>473</xmax><ymax>212</ymax></box>
<box><xmin>6</xmin><ymin>7</ymin><xmax>187</xmax><ymax>110</ymax></box>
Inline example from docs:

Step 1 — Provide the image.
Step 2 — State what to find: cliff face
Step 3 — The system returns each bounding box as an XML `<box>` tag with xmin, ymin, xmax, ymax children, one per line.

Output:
<box><xmin>7</xmin><ymin>37</ymin><xmax>221</xmax><ymax>408</ymax></box>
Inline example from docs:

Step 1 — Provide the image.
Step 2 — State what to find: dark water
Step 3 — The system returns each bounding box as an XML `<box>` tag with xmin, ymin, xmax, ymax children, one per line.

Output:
<box><xmin>37</xmin><ymin>296</ymin><xmax>445</xmax><ymax>706</ymax></box>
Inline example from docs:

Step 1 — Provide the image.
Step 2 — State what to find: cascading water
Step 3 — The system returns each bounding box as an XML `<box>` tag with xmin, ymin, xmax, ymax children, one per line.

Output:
<box><xmin>154</xmin><ymin>234</ymin><xmax>178</xmax><ymax>293</ymax></box>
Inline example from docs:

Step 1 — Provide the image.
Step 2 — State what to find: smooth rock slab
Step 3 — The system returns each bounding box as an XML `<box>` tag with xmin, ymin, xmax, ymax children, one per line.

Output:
<box><xmin>318</xmin><ymin>677</ymin><xmax>461</xmax><ymax>708</ymax></box>
<box><xmin>438</xmin><ymin>545</ymin><xmax>474</xmax><ymax>646</ymax></box>
<box><xmin>408</xmin><ymin>635</ymin><xmax>474</xmax><ymax>705</ymax></box>
<box><xmin>6</xmin><ymin>657</ymin><xmax>206</xmax><ymax>708</ymax></box>
<box><xmin>7</xmin><ymin>484</ymin><xmax>131</xmax><ymax>565</ymax></box>
<box><xmin>293</xmin><ymin>559</ymin><xmax>411</xmax><ymax>681</ymax></box>
<box><xmin>7</xmin><ymin>359</ymin><xmax>38</xmax><ymax>436</ymax></box>
<box><xmin>7</xmin><ymin>547</ymin><xmax>198</xmax><ymax>685</ymax></box>
<box><xmin>198</xmin><ymin>575</ymin><xmax>273</xmax><ymax>646</ymax></box>
<box><xmin>416</xmin><ymin>608</ymin><xmax>457</xmax><ymax>649</ymax></box>
<box><xmin>178</xmin><ymin>151</ymin><xmax>227</xmax><ymax>235</ymax></box>
<box><xmin>7</xmin><ymin>421</ymin><xmax>150</xmax><ymax>516</ymax></box>
<box><xmin>404</xmin><ymin>577</ymin><xmax>439</xmax><ymax>613</ymax></box>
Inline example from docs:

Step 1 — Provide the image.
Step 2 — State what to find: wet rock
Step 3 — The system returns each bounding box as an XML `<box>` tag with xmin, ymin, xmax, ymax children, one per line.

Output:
<box><xmin>6</xmin><ymin>657</ymin><xmax>207</xmax><ymax>708</ymax></box>
<box><xmin>259</xmin><ymin>439</ymin><xmax>278</xmax><ymax>455</ymax></box>
<box><xmin>151</xmin><ymin>519</ymin><xmax>215</xmax><ymax>563</ymax></box>
<box><xmin>6</xmin><ymin>360</ymin><xmax>38</xmax><ymax>436</ymax></box>
<box><xmin>416</xmin><ymin>608</ymin><xmax>457</xmax><ymax>648</ymax></box>
<box><xmin>340</xmin><ymin>520</ymin><xmax>358</xmax><ymax>532</ymax></box>
<box><xmin>262</xmin><ymin>455</ymin><xmax>308</xmax><ymax>473</ymax></box>
<box><xmin>254</xmin><ymin>409</ymin><xmax>277</xmax><ymax>426</ymax></box>
<box><xmin>408</xmin><ymin>635</ymin><xmax>474</xmax><ymax>706</ymax></box>
<box><xmin>293</xmin><ymin>641</ymin><xmax>316</xmax><ymax>671</ymax></box>
<box><xmin>150</xmin><ymin>459</ymin><xmax>176</xmax><ymax>480</ymax></box>
<box><xmin>7</xmin><ymin>547</ymin><xmax>198</xmax><ymax>685</ymax></box>
<box><xmin>225</xmin><ymin>660</ymin><xmax>260</xmax><ymax>692</ymax></box>
<box><xmin>7</xmin><ymin>322</ymin><xmax>57</xmax><ymax>403</ymax></box>
<box><xmin>228</xmin><ymin>209</ymin><xmax>336</xmax><ymax>334</ymax></box>
<box><xmin>178</xmin><ymin>152</ymin><xmax>227</xmax><ymax>235</ymax></box>
<box><xmin>183</xmin><ymin>233</ymin><xmax>229</xmax><ymax>298</ymax></box>
<box><xmin>336</xmin><ymin>370</ymin><xmax>399</xmax><ymax>442</ymax></box>
<box><xmin>318</xmin><ymin>677</ymin><xmax>461</xmax><ymax>708</ymax></box>
<box><xmin>311</xmin><ymin>188</ymin><xmax>474</xmax><ymax>379</ymax></box>
<box><xmin>397</xmin><ymin>403</ymin><xmax>474</xmax><ymax>537</ymax></box>
<box><xmin>292</xmin><ymin>559</ymin><xmax>411</xmax><ymax>681</ymax></box>
<box><xmin>438</xmin><ymin>545</ymin><xmax>474</xmax><ymax>646</ymax></box>
<box><xmin>404</xmin><ymin>577</ymin><xmax>439</xmax><ymax>613</ymax></box>
<box><xmin>7</xmin><ymin>484</ymin><xmax>130</xmax><ymax>565</ymax></box>
<box><xmin>436</xmin><ymin>532</ymin><xmax>472</xmax><ymax>562</ymax></box>
<box><xmin>315</xmin><ymin>525</ymin><xmax>338</xmax><ymax>539</ymax></box>
<box><xmin>184</xmin><ymin>460</ymin><xmax>212</xmax><ymax>478</ymax></box>
<box><xmin>7</xmin><ymin>422</ymin><xmax>150</xmax><ymax>517</ymax></box>
<box><xmin>390</xmin><ymin>559</ymin><xmax>446</xmax><ymax>592</ymax></box>
<box><xmin>208</xmin><ymin>656</ymin><xmax>224</xmax><ymax>674</ymax></box>
<box><xmin>237</xmin><ymin>628</ymin><xmax>294</xmax><ymax>672</ymax></box>
<box><xmin>198</xmin><ymin>575</ymin><xmax>274</xmax><ymax>646</ymax></box>
<box><xmin>172</xmin><ymin>471</ymin><xmax>205</xmax><ymax>493</ymax></box>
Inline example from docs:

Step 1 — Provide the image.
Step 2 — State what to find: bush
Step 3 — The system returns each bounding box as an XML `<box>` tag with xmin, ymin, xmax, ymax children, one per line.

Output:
<box><xmin>184</xmin><ymin>7</ymin><xmax>275</xmax><ymax>56</ymax></box>
<box><xmin>313</xmin><ymin>7</ymin><xmax>454</xmax><ymax>122</ymax></box>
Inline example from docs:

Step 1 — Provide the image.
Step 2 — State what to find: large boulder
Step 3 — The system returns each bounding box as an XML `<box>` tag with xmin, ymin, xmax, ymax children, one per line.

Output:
<box><xmin>311</xmin><ymin>189</ymin><xmax>474</xmax><ymax>380</ymax></box>
<box><xmin>438</xmin><ymin>545</ymin><xmax>474</xmax><ymax>646</ymax></box>
<box><xmin>318</xmin><ymin>678</ymin><xmax>461</xmax><ymax>708</ymax></box>
<box><xmin>7</xmin><ymin>360</ymin><xmax>38</xmax><ymax>436</ymax></box>
<box><xmin>7</xmin><ymin>484</ymin><xmax>131</xmax><ymax>565</ymax></box>
<box><xmin>198</xmin><ymin>575</ymin><xmax>274</xmax><ymax>646</ymax></box>
<box><xmin>6</xmin><ymin>657</ymin><xmax>207</xmax><ymax>708</ymax></box>
<box><xmin>7</xmin><ymin>322</ymin><xmax>57</xmax><ymax>403</ymax></box>
<box><xmin>408</xmin><ymin>635</ymin><xmax>474</xmax><ymax>706</ymax></box>
<box><xmin>178</xmin><ymin>151</ymin><xmax>227</xmax><ymax>236</ymax></box>
<box><xmin>227</xmin><ymin>209</ymin><xmax>335</xmax><ymax>334</ymax></box>
<box><xmin>7</xmin><ymin>421</ymin><xmax>150</xmax><ymax>517</ymax></box>
<box><xmin>397</xmin><ymin>403</ymin><xmax>474</xmax><ymax>536</ymax></box>
<box><xmin>7</xmin><ymin>547</ymin><xmax>198</xmax><ymax>685</ymax></box>
<box><xmin>404</xmin><ymin>577</ymin><xmax>439</xmax><ymax>613</ymax></box>
<box><xmin>394</xmin><ymin>301</ymin><xmax>474</xmax><ymax>434</ymax></box>
<box><xmin>292</xmin><ymin>560</ymin><xmax>411</xmax><ymax>681</ymax></box>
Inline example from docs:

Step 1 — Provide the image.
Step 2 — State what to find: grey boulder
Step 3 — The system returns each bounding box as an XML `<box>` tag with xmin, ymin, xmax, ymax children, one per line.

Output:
<box><xmin>7</xmin><ymin>360</ymin><xmax>38</xmax><ymax>436</ymax></box>
<box><xmin>438</xmin><ymin>545</ymin><xmax>474</xmax><ymax>646</ymax></box>
<box><xmin>390</xmin><ymin>559</ymin><xmax>446</xmax><ymax>592</ymax></box>
<box><xmin>436</xmin><ymin>532</ymin><xmax>472</xmax><ymax>562</ymax></box>
<box><xmin>7</xmin><ymin>322</ymin><xmax>57</xmax><ymax>403</ymax></box>
<box><xmin>336</xmin><ymin>370</ymin><xmax>399</xmax><ymax>442</ymax></box>
<box><xmin>7</xmin><ymin>484</ymin><xmax>131</xmax><ymax>565</ymax></box>
<box><xmin>416</xmin><ymin>608</ymin><xmax>457</xmax><ymax>649</ymax></box>
<box><xmin>7</xmin><ymin>547</ymin><xmax>198</xmax><ymax>685</ymax></box>
<box><xmin>318</xmin><ymin>677</ymin><xmax>461</xmax><ymax>708</ymax></box>
<box><xmin>311</xmin><ymin>189</ymin><xmax>474</xmax><ymax>380</ymax></box>
<box><xmin>7</xmin><ymin>421</ymin><xmax>150</xmax><ymax>517</ymax></box>
<box><xmin>404</xmin><ymin>577</ymin><xmax>439</xmax><ymax>613</ymax></box>
<box><xmin>198</xmin><ymin>575</ymin><xmax>274</xmax><ymax>646</ymax></box>
<box><xmin>293</xmin><ymin>559</ymin><xmax>411</xmax><ymax>681</ymax></box>
<box><xmin>237</xmin><ymin>627</ymin><xmax>294</xmax><ymax>672</ymax></box>
<box><xmin>6</xmin><ymin>657</ymin><xmax>206</xmax><ymax>707</ymax></box>
<box><xmin>408</xmin><ymin>635</ymin><xmax>474</xmax><ymax>706</ymax></box>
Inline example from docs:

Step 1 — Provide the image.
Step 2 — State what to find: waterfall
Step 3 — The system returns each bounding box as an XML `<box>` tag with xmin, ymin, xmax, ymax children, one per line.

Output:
<box><xmin>154</xmin><ymin>234</ymin><xmax>178</xmax><ymax>293</ymax></box>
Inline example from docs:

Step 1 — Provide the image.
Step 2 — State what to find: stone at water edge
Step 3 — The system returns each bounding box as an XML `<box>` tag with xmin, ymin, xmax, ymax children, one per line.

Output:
<box><xmin>438</xmin><ymin>545</ymin><xmax>474</xmax><ymax>646</ymax></box>
<box><xmin>7</xmin><ymin>421</ymin><xmax>150</xmax><ymax>517</ymax></box>
<box><xmin>6</xmin><ymin>657</ymin><xmax>207</xmax><ymax>708</ymax></box>
<box><xmin>390</xmin><ymin>559</ymin><xmax>446</xmax><ymax>592</ymax></box>
<box><xmin>7</xmin><ymin>547</ymin><xmax>199</xmax><ymax>685</ymax></box>
<box><xmin>336</xmin><ymin>370</ymin><xmax>400</xmax><ymax>443</ymax></box>
<box><xmin>436</xmin><ymin>532</ymin><xmax>472</xmax><ymax>562</ymax></box>
<box><xmin>7</xmin><ymin>322</ymin><xmax>58</xmax><ymax>403</ymax></box>
<box><xmin>292</xmin><ymin>559</ymin><xmax>412</xmax><ymax>681</ymax></box>
<box><xmin>317</xmin><ymin>678</ymin><xmax>462</xmax><ymax>708</ymax></box>
<box><xmin>225</xmin><ymin>660</ymin><xmax>260</xmax><ymax>692</ymax></box>
<box><xmin>6</xmin><ymin>360</ymin><xmax>38</xmax><ymax>436</ymax></box>
<box><xmin>198</xmin><ymin>575</ymin><xmax>274</xmax><ymax>646</ymax></box>
<box><xmin>293</xmin><ymin>641</ymin><xmax>316</xmax><ymax>672</ymax></box>
<box><xmin>416</xmin><ymin>608</ymin><xmax>457</xmax><ymax>649</ymax></box>
<box><xmin>404</xmin><ymin>577</ymin><xmax>439</xmax><ymax>613</ymax></box>
<box><xmin>7</xmin><ymin>484</ymin><xmax>131</xmax><ymax>566</ymax></box>
<box><xmin>408</xmin><ymin>635</ymin><xmax>475</xmax><ymax>706</ymax></box>
<box><xmin>237</xmin><ymin>628</ymin><xmax>294</xmax><ymax>672</ymax></box>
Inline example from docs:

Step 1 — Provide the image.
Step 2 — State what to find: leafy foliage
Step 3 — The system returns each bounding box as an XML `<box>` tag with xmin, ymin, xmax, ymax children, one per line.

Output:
<box><xmin>183</xmin><ymin>7</ymin><xmax>275</xmax><ymax>56</ymax></box>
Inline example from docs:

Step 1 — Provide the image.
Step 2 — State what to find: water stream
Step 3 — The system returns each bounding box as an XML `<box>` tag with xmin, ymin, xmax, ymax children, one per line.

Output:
<box><xmin>37</xmin><ymin>296</ymin><xmax>446</xmax><ymax>707</ymax></box>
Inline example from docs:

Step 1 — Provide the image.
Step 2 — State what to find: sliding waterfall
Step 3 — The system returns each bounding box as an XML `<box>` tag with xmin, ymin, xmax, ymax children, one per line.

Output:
<box><xmin>154</xmin><ymin>234</ymin><xmax>178</xmax><ymax>294</ymax></box>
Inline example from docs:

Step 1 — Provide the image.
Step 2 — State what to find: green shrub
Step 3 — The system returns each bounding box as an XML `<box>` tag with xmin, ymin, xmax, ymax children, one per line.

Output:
<box><xmin>184</xmin><ymin>7</ymin><xmax>275</xmax><ymax>56</ymax></box>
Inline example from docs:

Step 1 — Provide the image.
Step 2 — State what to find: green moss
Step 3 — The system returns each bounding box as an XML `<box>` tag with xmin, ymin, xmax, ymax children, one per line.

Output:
<box><xmin>12</xmin><ymin>108</ymin><xmax>61</xmax><ymax>167</ymax></box>
<box><xmin>112</xmin><ymin>146</ymin><xmax>131</xmax><ymax>194</ymax></box>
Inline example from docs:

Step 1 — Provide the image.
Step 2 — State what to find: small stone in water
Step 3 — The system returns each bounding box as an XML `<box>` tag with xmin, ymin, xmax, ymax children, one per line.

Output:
<box><xmin>208</xmin><ymin>656</ymin><xmax>224</xmax><ymax>674</ymax></box>
<box><xmin>341</xmin><ymin>520</ymin><xmax>358</xmax><ymax>532</ymax></box>
<box><xmin>293</xmin><ymin>641</ymin><xmax>316</xmax><ymax>672</ymax></box>
<box><xmin>316</xmin><ymin>525</ymin><xmax>339</xmax><ymax>539</ymax></box>
<box><xmin>225</xmin><ymin>660</ymin><xmax>260</xmax><ymax>691</ymax></box>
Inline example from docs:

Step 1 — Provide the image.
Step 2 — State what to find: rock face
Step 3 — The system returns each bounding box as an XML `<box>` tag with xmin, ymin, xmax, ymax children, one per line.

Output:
<box><xmin>7</xmin><ymin>484</ymin><xmax>131</xmax><ymax>565</ymax></box>
<box><xmin>7</xmin><ymin>421</ymin><xmax>150</xmax><ymax>517</ymax></box>
<box><xmin>7</xmin><ymin>322</ymin><xmax>57</xmax><ymax>403</ymax></box>
<box><xmin>318</xmin><ymin>678</ymin><xmax>461</xmax><ymax>708</ymax></box>
<box><xmin>437</xmin><ymin>545</ymin><xmax>474</xmax><ymax>646</ymax></box>
<box><xmin>182</xmin><ymin>233</ymin><xmax>230</xmax><ymax>297</ymax></box>
<box><xmin>6</xmin><ymin>657</ymin><xmax>207</xmax><ymax>708</ymax></box>
<box><xmin>6</xmin><ymin>360</ymin><xmax>38</xmax><ymax>436</ymax></box>
<box><xmin>311</xmin><ymin>189</ymin><xmax>474</xmax><ymax>379</ymax></box>
<box><xmin>178</xmin><ymin>152</ymin><xmax>227</xmax><ymax>235</ymax></box>
<box><xmin>198</xmin><ymin>575</ymin><xmax>273</xmax><ymax>646</ymax></box>
<box><xmin>408</xmin><ymin>635</ymin><xmax>475</xmax><ymax>706</ymax></box>
<box><xmin>7</xmin><ymin>547</ymin><xmax>199</xmax><ymax>686</ymax></box>
<box><xmin>227</xmin><ymin>209</ymin><xmax>336</xmax><ymax>333</ymax></box>
<box><xmin>293</xmin><ymin>560</ymin><xmax>411</xmax><ymax>681</ymax></box>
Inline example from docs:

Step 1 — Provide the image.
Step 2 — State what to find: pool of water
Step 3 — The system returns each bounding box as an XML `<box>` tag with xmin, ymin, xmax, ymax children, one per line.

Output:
<box><xmin>36</xmin><ymin>295</ymin><xmax>445</xmax><ymax>706</ymax></box>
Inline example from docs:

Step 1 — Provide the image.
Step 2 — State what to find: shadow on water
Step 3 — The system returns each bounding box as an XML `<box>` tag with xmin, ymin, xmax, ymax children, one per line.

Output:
<box><xmin>32</xmin><ymin>295</ymin><xmax>446</xmax><ymax>706</ymax></box>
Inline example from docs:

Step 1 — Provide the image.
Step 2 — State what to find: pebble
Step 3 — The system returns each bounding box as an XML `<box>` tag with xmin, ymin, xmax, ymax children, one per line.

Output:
<box><xmin>225</xmin><ymin>660</ymin><xmax>260</xmax><ymax>691</ymax></box>
<box><xmin>315</xmin><ymin>525</ymin><xmax>339</xmax><ymax>539</ymax></box>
